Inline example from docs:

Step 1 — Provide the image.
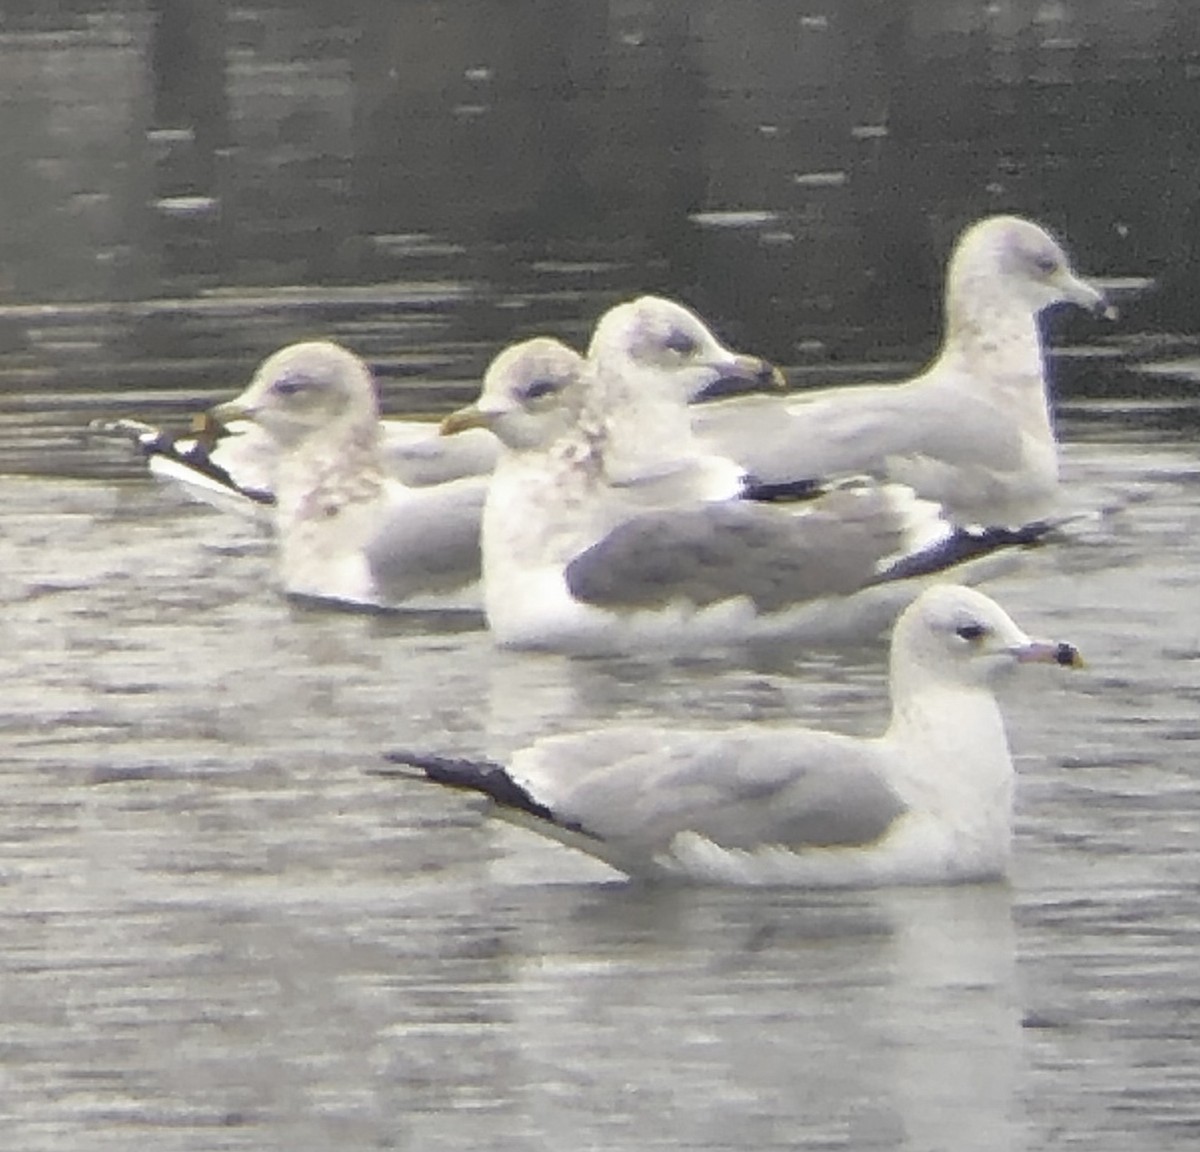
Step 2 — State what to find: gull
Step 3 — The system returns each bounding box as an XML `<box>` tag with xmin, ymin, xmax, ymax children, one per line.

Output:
<box><xmin>383</xmin><ymin>584</ymin><xmax>1083</xmax><ymax>887</ymax></box>
<box><xmin>208</xmin><ymin>340</ymin><xmax>491</xmax><ymax>611</ymax></box>
<box><xmin>579</xmin><ymin>295</ymin><xmax>785</xmax><ymax>501</ymax></box>
<box><xmin>692</xmin><ymin>215</ymin><xmax>1114</xmax><ymax>526</ymax></box>
<box><xmin>442</xmin><ymin>297</ymin><xmax>1036</xmax><ymax>652</ymax></box>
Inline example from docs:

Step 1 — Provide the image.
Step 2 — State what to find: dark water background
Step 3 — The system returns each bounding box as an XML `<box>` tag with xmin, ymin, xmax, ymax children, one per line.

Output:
<box><xmin>2</xmin><ymin>4</ymin><xmax>1200</xmax><ymax>1150</ymax></box>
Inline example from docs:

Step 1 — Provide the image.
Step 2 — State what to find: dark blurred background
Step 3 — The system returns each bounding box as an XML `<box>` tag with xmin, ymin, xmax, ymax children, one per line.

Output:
<box><xmin>0</xmin><ymin>0</ymin><xmax>1197</xmax><ymax>405</ymax></box>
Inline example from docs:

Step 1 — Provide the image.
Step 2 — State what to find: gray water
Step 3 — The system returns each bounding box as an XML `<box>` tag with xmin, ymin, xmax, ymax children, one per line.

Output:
<box><xmin>3</xmin><ymin>3</ymin><xmax>1200</xmax><ymax>1150</ymax></box>
<box><xmin>3</xmin><ymin>411</ymin><xmax>1200</xmax><ymax>1150</ymax></box>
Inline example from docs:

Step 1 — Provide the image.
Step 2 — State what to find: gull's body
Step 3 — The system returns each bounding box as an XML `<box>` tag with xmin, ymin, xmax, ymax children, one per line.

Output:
<box><xmin>693</xmin><ymin>216</ymin><xmax>1112</xmax><ymax>526</ymax></box>
<box><xmin>446</xmin><ymin>297</ymin><xmax>1041</xmax><ymax>652</ymax></box>
<box><xmin>388</xmin><ymin>585</ymin><xmax>1082</xmax><ymax>886</ymax></box>
<box><xmin>211</xmin><ymin>341</ymin><xmax>486</xmax><ymax>611</ymax></box>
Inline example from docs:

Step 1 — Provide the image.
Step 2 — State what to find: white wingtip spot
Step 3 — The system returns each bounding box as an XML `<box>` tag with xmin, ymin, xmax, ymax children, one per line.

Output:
<box><xmin>877</xmin><ymin>485</ymin><xmax>955</xmax><ymax>574</ymax></box>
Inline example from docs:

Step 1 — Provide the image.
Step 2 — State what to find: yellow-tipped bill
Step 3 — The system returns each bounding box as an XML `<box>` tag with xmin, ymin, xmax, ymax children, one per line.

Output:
<box><xmin>441</xmin><ymin>404</ymin><xmax>493</xmax><ymax>436</ymax></box>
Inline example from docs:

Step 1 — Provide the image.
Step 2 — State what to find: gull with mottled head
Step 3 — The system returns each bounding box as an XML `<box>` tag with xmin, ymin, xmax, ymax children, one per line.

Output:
<box><xmin>211</xmin><ymin>340</ymin><xmax>486</xmax><ymax>611</ymax></box>
<box><xmin>583</xmin><ymin>294</ymin><xmax>784</xmax><ymax>499</ymax></box>
<box><xmin>443</xmin><ymin>301</ymin><xmax>1029</xmax><ymax>652</ymax></box>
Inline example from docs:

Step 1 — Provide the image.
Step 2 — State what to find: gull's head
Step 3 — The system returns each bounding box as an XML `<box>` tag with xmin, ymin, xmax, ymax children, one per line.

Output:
<box><xmin>891</xmin><ymin>583</ymin><xmax>1082</xmax><ymax>692</ymax></box>
<box><xmin>441</xmin><ymin>338</ymin><xmax>585</xmax><ymax>452</ymax></box>
<box><xmin>210</xmin><ymin>341</ymin><xmax>379</xmax><ymax>451</ymax></box>
<box><xmin>587</xmin><ymin>296</ymin><xmax>784</xmax><ymax>403</ymax></box>
<box><xmin>946</xmin><ymin>215</ymin><xmax>1113</xmax><ymax>326</ymax></box>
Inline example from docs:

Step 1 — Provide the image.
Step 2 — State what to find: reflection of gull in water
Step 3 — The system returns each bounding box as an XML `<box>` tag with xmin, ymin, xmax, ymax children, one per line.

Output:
<box><xmin>693</xmin><ymin>215</ymin><xmax>1114</xmax><ymax>526</ymax></box>
<box><xmin>444</xmin><ymin>297</ymin><xmax>1046</xmax><ymax>652</ymax></box>
<box><xmin>208</xmin><ymin>341</ymin><xmax>489</xmax><ymax>611</ymax></box>
<box><xmin>486</xmin><ymin>882</ymin><xmax>1023</xmax><ymax>1148</ymax></box>
<box><xmin>386</xmin><ymin>584</ymin><xmax>1082</xmax><ymax>886</ymax></box>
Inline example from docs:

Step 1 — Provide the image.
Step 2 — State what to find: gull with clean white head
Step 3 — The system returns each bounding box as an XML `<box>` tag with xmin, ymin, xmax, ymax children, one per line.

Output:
<box><xmin>693</xmin><ymin>215</ymin><xmax>1113</xmax><ymax>526</ymax></box>
<box><xmin>385</xmin><ymin>584</ymin><xmax>1082</xmax><ymax>887</ymax></box>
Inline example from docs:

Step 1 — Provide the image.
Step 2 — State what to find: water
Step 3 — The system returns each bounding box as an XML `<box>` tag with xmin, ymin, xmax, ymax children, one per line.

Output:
<box><xmin>2</xmin><ymin>410</ymin><xmax>1199</xmax><ymax>1150</ymax></box>
<box><xmin>2</xmin><ymin>3</ymin><xmax>1200</xmax><ymax>1150</ymax></box>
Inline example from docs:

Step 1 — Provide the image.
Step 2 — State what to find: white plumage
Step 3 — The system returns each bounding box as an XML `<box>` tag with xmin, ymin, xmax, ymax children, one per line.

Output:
<box><xmin>388</xmin><ymin>584</ymin><xmax>1083</xmax><ymax>887</ymax></box>
<box><xmin>693</xmin><ymin>215</ymin><xmax>1112</xmax><ymax>526</ymax></box>
<box><xmin>210</xmin><ymin>341</ymin><xmax>486</xmax><ymax>611</ymax></box>
<box><xmin>446</xmin><ymin>298</ymin><xmax>1035</xmax><ymax>652</ymax></box>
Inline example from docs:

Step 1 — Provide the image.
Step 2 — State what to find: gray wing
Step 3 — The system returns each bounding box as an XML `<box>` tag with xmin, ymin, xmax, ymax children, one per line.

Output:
<box><xmin>380</xmin><ymin>423</ymin><xmax>498</xmax><ymax>487</ymax></box>
<box><xmin>516</xmin><ymin>727</ymin><xmax>907</xmax><ymax>854</ymax></box>
<box><xmin>563</xmin><ymin>488</ymin><xmax>929</xmax><ymax>612</ymax></box>
<box><xmin>694</xmin><ymin>377</ymin><xmax>1026</xmax><ymax>491</ymax></box>
<box><xmin>363</xmin><ymin>476</ymin><xmax>486</xmax><ymax>599</ymax></box>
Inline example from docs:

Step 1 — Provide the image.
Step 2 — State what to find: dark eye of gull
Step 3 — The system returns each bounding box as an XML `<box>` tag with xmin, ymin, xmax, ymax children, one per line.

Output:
<box><xmin>521</xmin><ymin>378</ymin><xmax>560</xmax><ymax>402</ymax></box>
<box><xmin>1033</xmin><ymin>252</ymin><xmax>1059</xmax><ymax>275</ymax></box>
<box><xmin>956</xmin><ymin>622</ymin><xmax>988</xmax><ymax>642</ymax></box>
<box><xmin>663</xmin><ymin>330</ymin><xmax>698</xmax><ymax>356</ymax></box>
<box><xmin>273</xmin><ymin>375</ymin><xmax>307</xmax><ymax>397</ymax></box>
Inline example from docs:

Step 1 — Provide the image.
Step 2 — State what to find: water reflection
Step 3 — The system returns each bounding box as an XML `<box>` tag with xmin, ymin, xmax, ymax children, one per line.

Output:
<box><xmin>0</xmin><ymin>1</ymin><xmax>1198</xmax><ymax>410</ymax></box>
<box><xmin>489</xmin><ymin>884</ymin><xmax>1022</xmax><ymax>1150</ymax></box>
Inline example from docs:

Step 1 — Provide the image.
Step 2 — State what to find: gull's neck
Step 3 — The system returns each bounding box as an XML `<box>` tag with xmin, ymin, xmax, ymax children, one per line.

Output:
<box><xmin>273</xmin><ymin>418</ymin><xmax>385</xmax><ymax>525</ymax></box>
<box><xmin>937</xmin><ymin>283</ymin><xmax>1054</xmax><ymax>433</ymax></box>
<box><xmin>587</xmin><ymin>361</ymin><xmax>700</xmax><ymax>486</ymax></box>
<box><xmin>883</xmin><ymin>671</ymin><xmax>1015</xmax><ymax>861</ymax></box>
<box><xmin>485</xmin><ymin>428</ymin><xmax>607</xmax><ymax>567</ymax></box>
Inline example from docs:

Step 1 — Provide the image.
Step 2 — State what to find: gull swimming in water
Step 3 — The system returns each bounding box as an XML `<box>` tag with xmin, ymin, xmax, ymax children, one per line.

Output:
<box><xmin>692</xmin><ymin>215</ymin><xmax>1114</xmax><ymax>526</ymax></box>
<box><xmin>383</xmin><ymin>584</ymin><xmax>1083</xmax><ymax>887</ymax></box>
<box><xmin>442</xmin><ymin>297</ymin><xmax>1038</xmax><ymax>652</ymax></box>
<box><xmin>208</xmin><ymin>340</ymin><xmax>491</xmax><ymax>611</ymax></box>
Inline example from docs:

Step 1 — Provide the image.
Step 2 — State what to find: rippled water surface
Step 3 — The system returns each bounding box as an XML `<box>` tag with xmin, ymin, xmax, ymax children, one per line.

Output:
<box><xmin>3</xmin><ymin>2</ymin><xmax>1200</xmax><ymax>1149</ymax></box>
<box><xmin>0</xmin><ymin>411</ymin><xmax>1197</xmax><ymax>1150</ymax></box>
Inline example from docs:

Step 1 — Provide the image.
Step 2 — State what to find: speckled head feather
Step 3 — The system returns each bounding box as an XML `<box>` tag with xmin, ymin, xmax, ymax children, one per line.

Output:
<box><xmin>211</xmin><ymin>341</ymin><xmax>381</xmax><ymax>453</ymax></box>
<box><xmin>441</xmin><ymin>337</ymin><xmax>586</xmax><ymax>453</ymax></box>
<box><xmin>586</xmin><ymin>295</ymin><xmax>781</xmax><ymax>407</ymax></box>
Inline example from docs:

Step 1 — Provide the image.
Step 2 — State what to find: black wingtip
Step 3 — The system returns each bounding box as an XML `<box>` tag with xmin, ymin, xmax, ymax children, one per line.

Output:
<box><xmin>382</xmin><ymin>751</ymin><xmax>561</xmax><ymax>825</ymax></box>
<box><xmin>90</xmin><ymin>418</ymin><xmax>276</xmax><ymax>505</ymax></box>
<box><xmin>739</xmin><ymin>475</ymin><xmax>827</xmax><ymax>503</ymax></box>
<box><xmin>163</xmin><ymin>438</ymin><xmax>276</xmax><ymax>505</ymax></box>
<box><xmin>876</xmin><ymin>520</ymin><xmax>1058</xmax><ymax>584</ymax></box>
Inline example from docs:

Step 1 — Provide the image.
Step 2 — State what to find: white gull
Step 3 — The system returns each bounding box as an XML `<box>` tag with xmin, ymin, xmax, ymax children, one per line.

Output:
<box><xmin>385</xmin><ymin>584</ymin><xmax>1082</xmax><ymax>887</ymax></box>
<box><xmin>443</xmin><ymin>297</ymin><xmax>1029</xmax><ymax>652</ymax></box>
<box><xmin>209</xmin><ymin>340</ymin><xmax>489</xmax><ymax>611</ymax></box>
<box><xmin>693</xmin><ymin>215</ymin><xmax>1113</xmax><ymax>526</ymax></box>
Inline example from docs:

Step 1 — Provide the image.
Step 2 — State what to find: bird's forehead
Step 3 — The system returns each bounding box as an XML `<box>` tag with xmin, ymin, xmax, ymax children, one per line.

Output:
<box><xmin>919</xmin><ymin>587</ymin><xmax>1007</xmax><ymax>631</ymax></box>
<box><xmin>262</xmin><ymin>346</ymin><xmax>343</xmax><ymax>386</ymax></box>
<box><xmin>1005</xmin><ymin>221</ymin><xmax>1063</xmax><ymax>262</ymax></box>
<box><xmin>487</xmin><ymin>341</ymin><xmax>581</xmax><ymax>398</ymax></box>
<box><xmin>643</xmin><ymin>302</ymin><xmax>702</xmax><ymax>338</ymax></box>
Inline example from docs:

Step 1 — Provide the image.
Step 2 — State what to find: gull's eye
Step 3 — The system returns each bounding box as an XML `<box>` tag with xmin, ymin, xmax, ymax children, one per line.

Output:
<box><xmin>273</xmin><ymin>375</ymin><xmax>307</xmax><ymax>397</ymax></box>
<box><xmin>956</xmin><ymin>622</ymin><xmax>988</xmax><ymax>642</ymax></box>
<box><xmin>663</xmin><ymin>330</ymin><xmax>698</xmax><ymax>357</ymax></box>
<box><xmin>521</xmin><ymin>378</ymin><xmax>559</xmax><ymax>402</ymax></box>
<box><xmin>1033</xmin><ymin>253</ymin><xmax>1059</xmax><ymax>275</ymax></box>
